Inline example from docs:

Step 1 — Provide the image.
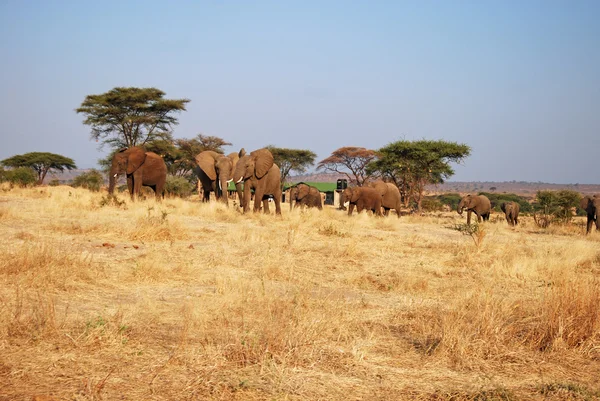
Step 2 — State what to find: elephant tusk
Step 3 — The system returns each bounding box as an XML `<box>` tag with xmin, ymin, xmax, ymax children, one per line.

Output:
<box><xmin>113</xmin><ymin>174</ymin><xmax>118</xmax><ymax>178</ymax></box>
<box><xmin>236</xmin><ymin>177</ymin><xmax>243</xmax><ymax>184</ymax></box>
<box><xmin>218</xmin><ymin>180</ymin><xmax>222</xmax><ymax>190</ymax></box>
<box><xmin>226</xmin><ymin>179</ymin><xmax>233</xmax><ymax>183</ymax></box>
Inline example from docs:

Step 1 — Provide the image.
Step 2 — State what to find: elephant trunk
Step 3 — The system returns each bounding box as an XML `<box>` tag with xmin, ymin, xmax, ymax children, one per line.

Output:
<box><xmin>108</xmin><ymin>170</ymin><xmax>117</xmax><ymax>194</ymax></box>
<box><xmin>289</xmin><ymin>189</ymin><xmax>294</xmax><ymax>211</ymax></box>
<box><xmin>457</xmin><ymin>200</ymin><xmax>464</xmax><ymax>215</ymax></box>
<box><xmin>218</xmin><ymin>176</ymin><xmax>229</xmax><ymax>204</ymax></box>
<box><xmin>235</xmin><ymin>182</ymin><xmax>244</xmax><ymax>208</ymax></box>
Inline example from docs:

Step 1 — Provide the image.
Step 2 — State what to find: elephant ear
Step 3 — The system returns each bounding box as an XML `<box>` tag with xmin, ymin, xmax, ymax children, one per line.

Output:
<box><xmin>238</xmin><ymin>148</ymin><xmax>246</xmax><ymax>158</ymax></box>
<box><xmin>500</xmin><ymin>202</ymin><xmax>507</xmax><ymax>213</ymax></box>
<box><xmin>350</xmin><ymin>188</ymin><xmax>360</xmax><ymax>203</ymax></box>
<box><xmin>126</xmin><ymin>147</ymin><xmax>147</xmax><ymax>174</ymax></box>
<box><xmin>251</xmin><ymin>148</ymin><xmax>274</xmax><ymax>179</ymax></box>
<box><xmin>580</xmin><ymin>196</ymin><xmax>591</xmax><ymax>210</ymax></box>
<box><xmin>195</xmin><ymin>151</ymin><xmax>219</xmax><ymax>181</ymax></box>
<box><xmin>297</xmin><ymin>184</ymin><xmax>310</xmax><ymax>199</ymax></box>
<box><xmin>372</xmin><ymin>181</ymin><xmax>388</xmax><ymax>196</ymax></box>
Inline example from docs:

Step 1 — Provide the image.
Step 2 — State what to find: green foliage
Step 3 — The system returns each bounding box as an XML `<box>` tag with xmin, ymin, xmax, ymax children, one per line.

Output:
<box><xmin>266</xmin><ymin>146</ymin><xmax>317</xmax><ymax>186</ymax></box>
<box><xmin>48</xmin><ymin>179</ymin><xmax>60</xmax><ymax>186</ymax></box>
<box><xmin>477</xmin><ymin>191</ymin><xmax>532</xmax><ymax>213</ymax></box>
<box><xmin>449</xmin><ymin>222</ymin><xmax>486</xmax><ymax>248</ymax></box>
<box><xmin>72</xmin><ymin>169</ymin><xmax>104</xmax><ymax>192</ymax></box>
<box><xmin>165</xmin><ymin>176</ymin><xmax>194</xmax><ymax>198</ymax></box>
<box><xmin>433</xmin><ymin>193</ymin><xmax>462</xmax><ymax>210</ymax></box>
<box><xmin>533</xmin><ymin>190</ymin><xmax>582</xmax><ymax>225</ymax></box>
<box><xmin>367</xmin><ymin>140</ymin><xmax>471</xmax><ymax>210</ymax></box>
<box><xmin>76</xmin><ymin>87</ymin><xmax>190</xmax><ymax>149</ymax></box>
<box><xmin>1</xmin><ymin>152</ymin><xmax>76</xmax><ymax>185</ymax></box>
<box><xmin>2</xmin><ymin>167</ymin><xmax>37</xmax><ymax>187</ymax></box>
<box><xmin>420</xmin><ymin>197</ymin><xmax>444</xmax><ymax>212</ymax></box>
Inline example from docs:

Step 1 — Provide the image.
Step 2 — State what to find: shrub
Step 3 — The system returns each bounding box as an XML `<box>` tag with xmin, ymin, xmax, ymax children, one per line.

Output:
<box><xmin>165</xmin><ymin>176</ymin><xmax>193</xmax><ymax>198</ymax></box>
<box><xmin>433</xmin><ymin>193</ymin><xmax>462</xmax><ymax>210</ymax></box>
<box><xmin>72</xmin><ymin>169</ymin><xmax>104</xmax><ymax>192</ymax></box>
<box><xmin>3</xmin><ymin>167</ymin><xmax>37</xmax><ymax>187</ymax></box>
<box><xmin>533</xmin><ymin>190</ymin><xmax>581</xmax><ymax>226</ymax></box>
<box><xmin>421</xmin><ymin>197</ymin><xmax>444</xmax><ymax>212</ymax></box>
<box><xmin>48</xmin><ymin>179</ymin><xmax>60</xmax><ymax>186</ymax></box>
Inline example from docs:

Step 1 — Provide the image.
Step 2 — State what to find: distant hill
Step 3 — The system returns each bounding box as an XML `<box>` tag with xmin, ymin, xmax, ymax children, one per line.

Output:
<box><xmin>289</xmin><ymin>173</ymin><xmax>600</xmax><ymax>196</ymax></box>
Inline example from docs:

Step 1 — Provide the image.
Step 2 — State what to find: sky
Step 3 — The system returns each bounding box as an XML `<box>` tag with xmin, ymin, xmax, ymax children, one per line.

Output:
<box><xmin>0</xmin><ymin>1</ymin><xmax>598</xmax><ymax>183</ymax></box>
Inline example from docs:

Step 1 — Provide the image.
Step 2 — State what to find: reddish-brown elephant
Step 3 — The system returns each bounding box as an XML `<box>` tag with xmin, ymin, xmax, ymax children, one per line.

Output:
<box><xmin>108</xmin><ymin>147</ymin><xmax>167</xmax><ymax>201</ymax></box>
<box><xmin>369</xmin><ymin>180</ymin><xmax>402</xmax><ymax>217</ymax></box>
<box><xmin>341</xmin><ymin>187</ymin><xmax>382</xmax><ymax>216</ymax></box>
<box><xmin>289</xmin><ymin>183</ymin><xmax>322</xmax><ymax>210</ymax></box>
<box><xmin>457</xmin><ymin>194</ymin><xmax>491</xmax><ymax>224</ymax></box>
<box><xmin>195</xmin><ymin>149</ymin><xmax>244</xmax><ymax>206</ymax></box>
<box><xmin>232</xmin><ymin>148</ymin><xmax>282</xmax><ymax>215</ymax></box>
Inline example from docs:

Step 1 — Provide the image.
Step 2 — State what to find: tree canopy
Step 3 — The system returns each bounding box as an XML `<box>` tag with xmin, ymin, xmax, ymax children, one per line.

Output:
<box><xmin>1</xmin><ymin>152</ymin><xmax>77</xmax><ymax>185</ymax></box>
<box><xmin>317</xmin><ymin>147</ymin><xmax>377</xmax><ymax>186</ymax></box>
<box><xmin>367</xmin><ymin>140</ymin><xmax>471</xmax><ymax>210</ymax></box>
<box><xmin>266</xmin><ymin>146</ymin><xmax>317</xmax><ymax>186</ymax></box>
<box><xmin>76</xmin><ymin>87</ymin><xmax>190</xmax><ymax>149</ymax></box>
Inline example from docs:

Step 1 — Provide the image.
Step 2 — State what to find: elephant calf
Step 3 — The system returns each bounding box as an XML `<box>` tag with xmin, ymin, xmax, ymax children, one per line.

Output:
<box><xmin>289</xmin><ymin>183</ymin><xmax>323</xmax><ymax>210</ymax></box>
<box><xmin>341</xmin><ymin>187</ymin><xmax>382</xmax><ymax>216</ymax></box>
<box><xmin>501</xmin><ymin>201</ymin><xmax>520</xmax><ymax>226</ymax></box>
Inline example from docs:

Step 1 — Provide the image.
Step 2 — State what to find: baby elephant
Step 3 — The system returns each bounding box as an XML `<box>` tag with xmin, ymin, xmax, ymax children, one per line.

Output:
<box><xmin>342</xmin><ymin>187</ymin><xmax>382</xmax><ymax>216</ymax></box>
<box><xmin>501</xmin><ymin>202</ymin><xmax>520</xmax><ymax>226</ymax></box>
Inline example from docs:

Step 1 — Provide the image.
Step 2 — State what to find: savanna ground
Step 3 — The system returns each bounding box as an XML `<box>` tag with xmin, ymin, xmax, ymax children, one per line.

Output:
<box><xmin>1</xmin><ymin>185</ymin><xmax>599</xmax><ymax>401</ymax></box>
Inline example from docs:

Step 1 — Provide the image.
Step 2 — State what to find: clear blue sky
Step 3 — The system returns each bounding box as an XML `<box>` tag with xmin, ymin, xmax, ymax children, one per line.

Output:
<box><xmin>1</xmin><ymin>1</ymin><xmax>598</xmax><ymax>183</ymax></box>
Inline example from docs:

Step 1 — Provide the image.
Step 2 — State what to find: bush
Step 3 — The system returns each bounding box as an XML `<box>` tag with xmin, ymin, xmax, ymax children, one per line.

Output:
<box><xmin>72</xmin><ymin>169</ymin><xmax>104</xmax><ymax>192</ymax></box>
<box><xmin>421</xmin><ymin>197</ymin><xmax>444</xmax><ymax>212</ymax></box>
<box><xmin>165</xmin><ymin>176</ymin><xmax>194</xmax><ymax>198</ymax></box>
<box><xmin>532</xmin><ymin>190</ymin><xmax>581</xmax><ymax>225</ymax></box>
<box><xmin>48</xmin><ymin>179</ymin><xmax>60</xmax><ymax>186</ymax></box>
<box><xmin>2</xmin><ymin>167</ymin><xmax>37</xmax><ymax>187</ymax></box>
<box><xmin>433</xmin><ymin>193</ymin><xmax>462</xmax><ymax>210</ymax></box>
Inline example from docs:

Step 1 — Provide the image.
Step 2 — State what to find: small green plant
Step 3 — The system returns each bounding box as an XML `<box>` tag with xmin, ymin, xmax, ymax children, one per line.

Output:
<box><xmin>99</xmin><ymin>194</ymin><xmax>126</xmax><ymax>208</ymax></box>
<box><xmin>449</xmin><ymin>222</ymin><xmax>486</xmax><ymax>248</ymax></box>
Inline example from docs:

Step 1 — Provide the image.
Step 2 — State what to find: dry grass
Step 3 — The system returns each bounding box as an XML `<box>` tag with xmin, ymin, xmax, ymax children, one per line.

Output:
<box><xmin>0</xmin><ymin>186</ymin><xmax>599</xmax><ymax>400</ymax></box>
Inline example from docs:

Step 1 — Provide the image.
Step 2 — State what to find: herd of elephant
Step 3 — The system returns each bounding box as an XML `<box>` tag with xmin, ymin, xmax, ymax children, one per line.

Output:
<box><xmin>106</xmin><ymin>146</ymin><xmax>600</xmax><ymax>234</ymax></box>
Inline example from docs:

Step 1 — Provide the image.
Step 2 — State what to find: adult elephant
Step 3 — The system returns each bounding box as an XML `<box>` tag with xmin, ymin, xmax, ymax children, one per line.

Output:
<box><xmin>108</xmin><ymin>147</ymin><xmax>167</xmax><ymax>201</ymax></box>
<box><xmin>457</xmin><ymin>194</ymin><xmax>491</xmax><ymax>224</ymax></box>
<box><xmin>233</xmin><ymin>148</ymin><xmax>282</xmax><ymax>215</ymax></box>
<box><xmin>289</xmin><ymin>183</ymin><xmax>322</xmax><ymax>210</ymax></box>
<box><xmin>580</xmin><ymin>195</ymin><xmax>600</xmax><ymax>234</ymax></box>
<box><xmin>370</xmin><ymin>180</ymin><xmax>402</xmax><ymax>218</ymax></box>
<box><xmin>501</xmin><ymin>201</ymin><xmax>520</xmax><ymax>226</ymax></box>
<box><xmin>341</xmin><ymin>187</ymin><xmax>382</xmax><ymax>216</ymax></box>
<box><xmin>195</xmin><ymin>149</ymin><xmax>244</xmax><ymax>206</ymax></box>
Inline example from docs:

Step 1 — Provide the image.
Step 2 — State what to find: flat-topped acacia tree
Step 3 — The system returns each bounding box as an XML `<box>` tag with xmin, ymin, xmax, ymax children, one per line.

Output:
<box><xmin>76</xmin><ymin>87</ymin><xmax>190</xmax><ymax>149</ymax></box>
<box><xmin>1</xmin><ymin>152</ymin><xmax>77</xmax><ymax>185</ymax></box>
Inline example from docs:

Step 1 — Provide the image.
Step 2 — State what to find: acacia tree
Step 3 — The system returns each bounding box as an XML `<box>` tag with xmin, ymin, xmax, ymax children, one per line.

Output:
<box><xmin>367</xmin><ymin>140</ymin><xmax>471</xmax><ymax>211</ymax></box>
<box><xmin>76</xmin><ymin>87</ymin><xmax>190</xmax><ymax>149</ymax></box>
<box><xmin>172</xmin><ymin>134</ymin><xmax>233</xmax><ymax>177</ymax></box>
<box><xmin>266</xmin><ymin>146</ymin><xmax>317</xmax><ymax>186</ymax></box>
<box><xmin>317</xmin><ymin>147</ymin><xmax>377</xmax><ymax>186</ymax></box>
<box><xmin>1</xmin><ymin>152</ymin><xmax>77</xmax><ymax>185</ymax></box>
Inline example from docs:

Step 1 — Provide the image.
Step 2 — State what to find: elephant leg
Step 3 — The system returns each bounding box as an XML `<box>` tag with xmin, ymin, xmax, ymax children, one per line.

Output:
<box><xmin>262</xmin><ymin>198</ymin><xmax>270</xmax><ymax>214</ymax></box>
<box><xmin>348</xmin><ymin>204</ymin><xmax>355</xmax><ymax>216</ymax></box>
<box><xmin>253</xmin><ymin>188</ymin><xmax>265</xmax><ymax>213</ymax></box>
<box><xmin>133</xmin><ymin>178</ymin><xmax>143</xmax><ymax>201</ymax></box>
<box><xmin>274</xmin><ymin>189</ymin><xmax>282</xmax><ymax>215</ymax></box>
<box><xmin>384</xmin><ymin>208</ymin><xmax>390</xmax><ymax>217</ymax></box>
<box><xmin>466</xmin><ymin>210</ymin><xmax>472</xmax><ymax>225</ymax></box>
<box><xmin>476</xmin><ymin>213</ymin><xmax>482</xmax><ymax>223</ymax></box>
<box><xmin>126</xmin><ymin>176</ymin><xmax>134</xmax><ymax>199</ymax></box>
<box><xmin>243</xmin><ymin>185</ymin><xmax>252</xmax><ymax>213</ymax></box>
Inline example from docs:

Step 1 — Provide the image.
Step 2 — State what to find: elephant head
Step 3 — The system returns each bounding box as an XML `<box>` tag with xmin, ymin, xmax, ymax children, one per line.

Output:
<box><xmin>108</xmin><ymin>147</ymin><xmax>146</xmax><ymax>194</ymax></box>
<box><xmin>232</xmin><ymin>148</ymin><xmax>274</xmax><ymax>184</ymax></box>
<box><xmin>457</xmin><ymin>194</ymin><xmax>473</xmax><ymax>215</ymax></box>
<box><xmin>289</xmin><ymin>183</ymin><xmax>312</xmax><ymax>210</ymax></box>
<box><xmin>342</xmin><ymin>187</ymin><xmax>359</xmax><ymax>203</ymax></box>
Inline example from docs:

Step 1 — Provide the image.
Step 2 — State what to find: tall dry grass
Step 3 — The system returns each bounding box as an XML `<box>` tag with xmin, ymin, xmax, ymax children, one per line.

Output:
<box><xmin>0</xmin><ymin>186</ymin><xmax>599</xmax><ymax>400</ymax></box>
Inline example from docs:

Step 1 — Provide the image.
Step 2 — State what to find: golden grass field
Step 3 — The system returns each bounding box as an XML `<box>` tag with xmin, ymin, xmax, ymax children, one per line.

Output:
<box><xmin>1</xmin><ymin>185</ymin><xmax>599</xmax><ymax>400</ymax></box>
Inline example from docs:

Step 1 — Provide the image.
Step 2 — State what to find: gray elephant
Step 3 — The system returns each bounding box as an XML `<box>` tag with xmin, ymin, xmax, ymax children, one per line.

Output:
<box><xmin>457</xmin><ymin>194</ymin><xmax>491</xmax><ymax>225</ymax></box>
<box><xmin>232</xmin><ymin>148</ymin><xmax>282</xmax><ymax>214</ymax></box>
<box><xmin>370</xmin><ymin>180</ymin><xmax>402</xmax><ymax>218</ymax></box>
<box><xmin>195</xmin><ymin>149</ymin><xmax>244</xmax><ymax>206</ymax></box>
<box><xmin>580</xmin><ymin>195</ymin><xmax>600</xmax><ymax>234</ymax></box>
<box><xmin>108</xmin><ymin>147</ymin><xmax>167</xmax><ymax>201</ymax></box>
<box><xmin>501</xmin><ymin>201</ymin><xmax>520</xmax><ymax>226</ymax></box>
<box><xmin>289</xmin><ymin>183</ymin><xmax>323</xmax><ymax>210</ymax></box>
